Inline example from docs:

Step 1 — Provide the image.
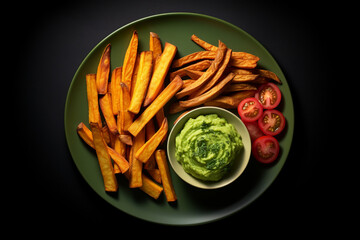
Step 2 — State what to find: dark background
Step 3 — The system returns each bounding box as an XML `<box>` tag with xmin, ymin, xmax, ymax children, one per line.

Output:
<box><xmin>13</xmin><ymin>0</ymin><xmax>344</xmax><ymax>236</ymax></box>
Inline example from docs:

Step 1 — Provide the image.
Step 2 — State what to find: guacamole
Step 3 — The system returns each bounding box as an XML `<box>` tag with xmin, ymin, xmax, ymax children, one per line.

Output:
<box><xmin>175</xmin><ymin>114</ymin><xmax>243</xmax><ymax>181</ymax></box>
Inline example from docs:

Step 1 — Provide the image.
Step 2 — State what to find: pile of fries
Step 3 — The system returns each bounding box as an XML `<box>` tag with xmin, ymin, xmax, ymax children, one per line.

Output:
<box><xmin>77</xmin><ymin>31</ymin><xmax>178</xmax><ymax>202</ymax></box>
<box><xmin>169</xmin><ymin>34</ymin><xmax>281</xmax><ymax>117</ymax></box>
<box><xmin>76</xmin><ymin>31</ymin><xmax>281</xmax><ymax>202</ymax></box>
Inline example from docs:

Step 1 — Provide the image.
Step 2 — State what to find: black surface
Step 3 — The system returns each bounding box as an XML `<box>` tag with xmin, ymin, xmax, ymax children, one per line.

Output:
<box><xmin>15</xmin><ymin>0</ymin><xmax>342</xmax><ymax>236</ymax></box>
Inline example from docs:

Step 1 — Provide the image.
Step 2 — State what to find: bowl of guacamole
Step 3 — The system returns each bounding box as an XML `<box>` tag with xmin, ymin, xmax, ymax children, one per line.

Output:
<box><xmin>167</xmin><ymin>106</ymin><xmax>251</xmax><ymax>189</ymax></box>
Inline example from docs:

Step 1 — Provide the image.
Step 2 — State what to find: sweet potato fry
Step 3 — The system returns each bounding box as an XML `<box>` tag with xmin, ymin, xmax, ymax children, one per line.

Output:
<box><xmin>170</xmin><ymin>60</ymin><xmax>211</xmax><ymax>80</ymax></box>
<box><xmin>140</xmin><ymin>174</ymin><xmax>163</xmax><ymax>199</ymax></box>
<box><xmin>135</xmin><ymin>118</ymin><xmax>168</xmax><ymax>163</ymax></box>
<box><xmin>176</xmin><ymin>41</ymin><xmax>227</xmax><ymax>99</ymax></box>
<box><xmin>155</xmin><ymin>150</ymin><xmax>177</xmax><ymax>202</ymax></box>
<box><xmin>149</xmin><ymin>32</ymin><xmax>162</xmax><ymax>60</ymax></box>
<box><xmin>146</xmin><ymin>169</ymin><xmax>162</xmax><ymax>184</ymax></box>
<box><xmin>191</xmin><ymin>34</ymin><xmax>259</xmax><ymax>61</ymax></box>
<box><xmin>99</xmin><ymin>93</ymin><xmax>118</xmax><ymax>135</ymax></box>
<box><xmin>128</xmin><ymin>75</ymin><xmax>183</xmax><ymax>137</ymax></box>
<box><xmin>90</xmin><ymin>122</ymin><xmax>118</xmax><ymax>192</ymax></box>
<box><xmin>232</xmin><ymin>73</ymin><xmax>259</xmax><ymax>83</ymax></box>
<box><xmin>190</xmin><ymin>48</ymin><xmax>232</xmax><ymax>98</ymax></box>
<box><xmin>129</xmin><ymin>128</ymin><xmax>145</xmax><ymax>188</ymax></box>
<box><xmin>183</xmin><ymin>69</ymin><xmax>204</xmax><ymax>80</ymax></box>
<box><xmin>86</xmin><ymin>74</ymin><xmax>102</xmax><ymax>128</ymax></box>
<box><xmin>191</xmin><ymin>34</ymin><xmax>217</xmax><ymax>51</ymax></box>
<box><xmin>96</xmin><ymin>44</ymin><xmax>111</xmax><ymax>94</ymax></box>
<box><xmin>179</xmin><ymin>72</ymin><xmax>235</xmax><ymax>108</ymax></box>
<box><xmin>119</xmin><ymin>82</ymin><xmax>134</xmax><ymax>132</ymax></box>
<box><xmin>204</xmin><ymin>90</ymin><xmax>257</xmax><ymax>108</ymax></box>
<box><xmin>144</xmin><ymin>119</ymin><xmax>156</xmax><ymax>170</ymax></box>
<box><xmin>251</xmin><ymin>69</ymin><xmax>281</xmax><ymax>84</ymax></box>
<box><xmin>171</xmin><ymin>51</ymin><xmax>216</xmax><ymax>68</ymax></box>
<box><xmin>144</xmin><ymin>42</ymin><xmax>177</xmax><ymax>107</ymax></box>
<box><xmin>122</xmin><ymin>31</ymin><xmax>138</xmax><ymax>91</ymax></box>
<box><xmin>223</xmin><ymin>83</ymin><xmax>257</xmax><ymax>93</ymax></box>
<box><xmin>230</xmin><ymin>58</ymin><xmax>258</xmax><ymax>69</ymax></box>
<box><xmin>111</xmin><ymin>67</ymin><xmax>122</xmax><ymax>115</ymax></box>
<box><xmin>119</xmin><ymin>134</ymin><xmax>133</xmax><ymax>145</ymax></box>
<box><xmin>128</xmin><ymin>51</ymin><xmax>153</xmax><ymax>114</ymax></box>
<box><xmin>77</xmin><ymin>122</ymin><xmax>129</xmax><ymax>173</ymax></box>
<box><xmin>168</xmin><ymin>101</ymin><xmax>188</xmax><ymax>114</ymax></box>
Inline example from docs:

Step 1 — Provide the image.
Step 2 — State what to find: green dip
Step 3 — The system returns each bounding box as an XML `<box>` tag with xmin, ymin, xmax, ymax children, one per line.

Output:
<box><xmin>175</xmin><ymin>114</ymin><xmax>243</xmax><ymax>181</ymax></box>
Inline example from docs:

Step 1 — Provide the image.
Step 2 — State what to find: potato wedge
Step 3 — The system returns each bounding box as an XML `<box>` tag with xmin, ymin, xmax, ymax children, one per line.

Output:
<box><xmin>179</xmin><ymin>72</ymin><xmax>235</xmax><ymax>108</ymax></box>
<box><xmin>171</xmin><ymin>51</ymin><xmax>216</xmax><ymax>68</ymax></box>
<box><xmin>128</xmin><ymin>75</ymin><xmax>183</xmax><ymax>137</ymax></box>
<box><xmin>90</xmin><ymin>122</ymin><xmax>118</xmax><ymax>192</ymax></box>
<box><xmin>122</xmin><ymin>31</ymin><xmax>138</xmax><ymax>91</ymax></box>
<box><xmin>135</xmin><ymin>118</ymin><xmax>168</xmax><ymax>163</ymax></box>
<box><xmin>86</xmin><ymin>74</ymin><xmax>102</xmax><ymax>128</ymax></box>
<box><xmin>175</xmin><ymin>41</ymin><xmax>227</xmax><ymax>99</ymax></box>
<box><xmin>128</xmin><ymin>51</ymin><xmax>153</xmax><ymax>114</ymax></box>
<box><xmin>144</xmin><ymin>42</ymin><xmax>177</xmax><ymax>107</ymax></box>
<box><xmin>77</xmin><ymin>122</ymin><xmax>129</xmax><ymax>174</ymax></box>
<box><xmin>99</xmin><ymin>93</ymin><xmax>118</xmax><ymax>135</ymax></box>
<box><xmin>96</xmin><ymin>44</ymin><xmax>111</xmax><ymax>94</ymax></box>
<box><xmin>155</xmin><ymin>150</ymin><xmax>177</xmax><ymax>202</ymax></box>
<box><xmin>129</xmin><ymin>128</ymin><xmax>145</xmax><ymax>188</ymax></box>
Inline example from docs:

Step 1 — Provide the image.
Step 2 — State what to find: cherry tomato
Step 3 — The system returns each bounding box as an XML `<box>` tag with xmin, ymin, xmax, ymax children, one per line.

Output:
<box><xmin>244</xmin><ymin>121</ymin><xmax>264</xmax><ymax>142</ymax></box>
<box><xmin>258</xmin><ymin>109</ymin><xmax>285</xmax><ymax>136</ymax></box>
<box><xmin>252</xmin><ymin>135</ymin><xmax>280</xmax><ymax>164</ymax></box>
<box><xmin>237</xmin><ymin>97</ymin><xmax>263</xmax><ymax>122</ymax></box>
<box><xmin>255</xmin><ymin>83</ymin><xmax>281</xmax><ymax>109</ymax></box>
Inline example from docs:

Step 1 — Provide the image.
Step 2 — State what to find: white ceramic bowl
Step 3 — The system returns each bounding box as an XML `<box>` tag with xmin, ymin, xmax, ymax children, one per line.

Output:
<box><xmin>167</xmin><ymin>106</ymin><xmax>251</xmax><ymax>189</ymax></box>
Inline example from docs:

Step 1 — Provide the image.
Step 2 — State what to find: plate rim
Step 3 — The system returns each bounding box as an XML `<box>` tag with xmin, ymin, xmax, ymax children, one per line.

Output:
<box><xmin>64</xmin><ymin>12</ymin><xmax>294</xmax><ymax>225</ymax></box>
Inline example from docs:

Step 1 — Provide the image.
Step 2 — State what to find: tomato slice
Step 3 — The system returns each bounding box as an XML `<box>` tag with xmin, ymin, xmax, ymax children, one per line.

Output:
<box><xmin>237</xmin><ymin>97</ymin><xmax>263</xmax><ymax>122</ymax></box>
<box><xmin>252</xmin><ymin>135</ymin><xmax>279</xmax><ymax>164</ymax></box>
<box><xmin>258</xmin><ymin>109</ymin><xmax>285</xmax><ymax>136</ymax></box>
<box><xmin>244</xmin><ymin>121</ymin><xmax>264</xmax><ymax>142</ymax></box>
<box><xmin>255</xmin><ymin>83</ymin><xmax>281</xmax><ymax>109</ymax></box>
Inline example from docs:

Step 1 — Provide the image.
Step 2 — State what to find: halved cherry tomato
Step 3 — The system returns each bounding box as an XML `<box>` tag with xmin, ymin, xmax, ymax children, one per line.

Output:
<box><xmin>244</xmin><ymin>121</ymin><xmax>264</xmax><ymax>142</ymax></box>
<box><xmin>255</xmin><ymin>83</ymin><xmax>281</xmax><ymax>109</ymax></box>
<box><xmin>252</xmin><ymin>135</ymin><xmax>280</xmax><ymax>164</ymax></box>
<box><xmin>237</xmin><ymin>97</ymin><xmax>263</xmax><ymax>122</ymax></box>
<box><xmin>258</xmin><ymin>109</ymin><xmax>285</xmax><ymax>136</ymax></box>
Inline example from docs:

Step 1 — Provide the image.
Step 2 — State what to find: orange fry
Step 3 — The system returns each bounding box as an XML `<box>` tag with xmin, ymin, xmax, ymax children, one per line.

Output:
<box><xmin>140</xmin><ymin>174</ymin><xmax>163</xmax><ymax>199</ymax></box>
<box><xmin>128</xmin><ymin>75</ymin><xmax>183</xmax><ymax>137</ymax></box>
<box><xmin>77</xmin><ymin>122</ymin><xmax>129</xmax><ymax>173</ymax></box>
<box><xmin>230</xmin><ymin>58</ymin><xmax>258</xmax><ymax>69</ymax></box>
<box><xmin>144</xmin><ymin>42</ymin><xmax>177</xmax><ymax>107</ymax></box>
<box><xmin>170</xmin><ymin>60</ymin><xmax>212</xmax><ymax>80</ymax></box>
<box><xmin>86</xmin><ymin>74</ymin><xmax>102</xmax><ymax>128</ymax></box>
<box><xmin>111</xmin><ymin>67</ymin><xmax>122</xmax><ymax>115</ymax></box>
<box><xmin>149</xmin><ymin>32</ymin><xmax>162</xmax><ymax>60</ymax></box>
<box><xmin>128</xmin><ymin>51</ymin><xmax>153</xmax><ymax>114</ymax></box>
<box><xmin>171</xmin><ymin>51</ymin><xmax>216</xmax><ymax>68</ymax></box>
<box><xmin>96</xmin><ymin>44</ymin><xmax>111</xmax><ymax>94</ymax></box>
<box><xmin>135</xmin><ymin>118</ymin><xmax>168</xmax><ymax>163</ymax></box>
<box><xmin>155</xmin><ymin>150</ymin><xmax>177</xmax><ymax>202</ymax></box>
<box><xmin>144</xmin><ymin>119</ymin><xmax>156</xmax><ymax>170</ymax></box>
<box><xmin>175</xmin><ymin>40</ymin><xmax>227</xmax><ymax>99</ymax></box>
<box><xmin>99</xmin><ymin>93</ymin><xmax>118</xmax><ymax>135</ymax></box>
<box><xmin>191</xmin><ymin>48</ymin><xmax>232</xmax><ymax>98</ymax></box>
<box><xmin>179</xmin><ymin>72</ymin><xmax>235</xmax><ymax>108</ymax></box>
<box><xmin>129</xmin><ymin>128</ymin><xmax>145</xmax><ymax>188</ymax></box>
<box><xmin>90</xmin><ymin>122</ymin><xmax>118</xmax><ymax>192</ymax></box>
<box><xmin>122</xmin><ymin>31</ymin><xmax>138</xmax><ymax>91</ymax></box>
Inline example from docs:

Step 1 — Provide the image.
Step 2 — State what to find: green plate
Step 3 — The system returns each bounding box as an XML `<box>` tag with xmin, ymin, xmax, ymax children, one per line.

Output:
<box><xmin>64</xmin><ymin>12</ymin><xmax>294</xmax><ymax>225</ymax></box>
